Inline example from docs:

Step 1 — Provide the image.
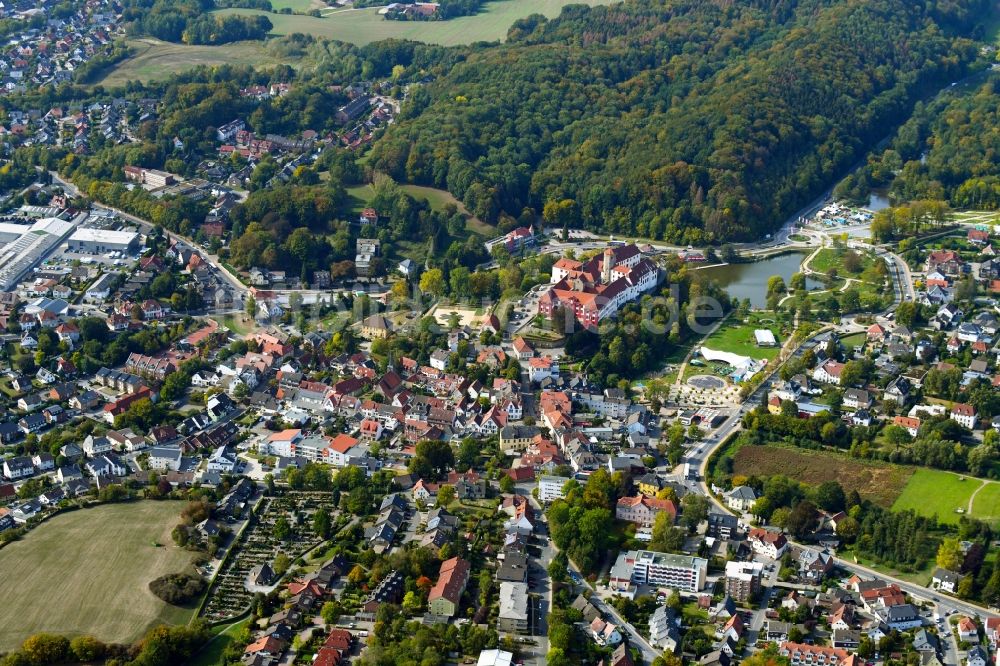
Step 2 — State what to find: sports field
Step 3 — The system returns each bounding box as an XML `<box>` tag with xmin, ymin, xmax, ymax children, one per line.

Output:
<box><xmin>893</xmin><ymin>468</ymin><xmax>1000</xmax><ymax>525</ymax></box>
<box><xmin>0</xmin><ymin>502</ymin><xmax>197</xmax><ymax>651</ymax></box>
<box><xmin>96</xmin><ymin>38</ymin><xmax>290</xmax><ymax>87</ymax></box>
<box><xmin>216</xmin><ymin>0</ymin><xmax>617</xmax><ymax>46</ymax></box>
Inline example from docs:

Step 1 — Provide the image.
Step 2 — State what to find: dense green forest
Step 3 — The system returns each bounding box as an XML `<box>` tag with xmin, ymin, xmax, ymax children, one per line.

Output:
<box><xmin>368</xmin><ymin>0</ymin><xmax>988</xmax><ymax>242</ymax></box>
<box><xmin>838</xmin><ymin>75</ymin><xmax>1000</xmax><ymax>210</ymax></box>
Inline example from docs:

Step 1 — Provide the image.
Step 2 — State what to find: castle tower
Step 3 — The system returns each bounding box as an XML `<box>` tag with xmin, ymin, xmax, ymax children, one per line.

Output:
<box><xmin>602</xmin><ymin>247</ymin><xmax>614</xmax><ymax>284</ymax></box>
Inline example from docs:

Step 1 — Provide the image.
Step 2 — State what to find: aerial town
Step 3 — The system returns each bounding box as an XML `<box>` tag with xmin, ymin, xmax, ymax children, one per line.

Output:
<box><xmin>1</xmin><ymin>1</ymin><xmax>1000</xmax><ymax>666</ymax></box>
<box><xmin>1</xmin><ymin>150</ymin><xmax>1000</xmax><ymax>666</ymax></box>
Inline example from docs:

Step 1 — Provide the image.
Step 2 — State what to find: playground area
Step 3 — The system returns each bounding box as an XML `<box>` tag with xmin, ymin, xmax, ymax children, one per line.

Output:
<box><xmin>428</xmin><ymin>303</ymin><xmax>482</xmax><ymax>327</ymax></box>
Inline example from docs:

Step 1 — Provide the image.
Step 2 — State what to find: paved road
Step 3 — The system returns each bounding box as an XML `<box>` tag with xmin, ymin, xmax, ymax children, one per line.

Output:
<box><xmin>691</xmin><ymin>334</ymin><xmax>1000</xmax><ymax>626</ymax></box>
<box><xmin>51</xmin><ymin>171</ymin><xmax>249</xmax><ymax>300</ymax></box>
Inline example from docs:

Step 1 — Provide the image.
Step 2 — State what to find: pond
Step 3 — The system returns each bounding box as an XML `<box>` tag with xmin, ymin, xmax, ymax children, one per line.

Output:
<box><xmin>694</xmin><ymin>252</ymin><xmax>824</xmax><ymax>308</ymax></box>
<box><xmin>868</xmin><ymin>190</ymin><xmax>892</xmax><ymax>212</ymax></box>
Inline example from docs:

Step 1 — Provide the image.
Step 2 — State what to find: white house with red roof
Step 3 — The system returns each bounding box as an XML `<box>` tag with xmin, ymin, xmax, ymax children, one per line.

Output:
<box><xmin>748</xmin><ymin>528</ymin><xmax>788</xmax><ymax>559</ymax></box>
<box><xmin>950</xmin><ymin>403</ymin><xmax>978</xmax><ymax>429</ymax></box>
<box><xmin>527</xmin><ymin>356</ymin><xmax>559</xmax><ymax>383</ymax></box>
<box><xmin>322</xmin><ymin>433</ymin><xmax>362</xmax><ymax>466</ymax></box>
<box><xmin>263</xmin><ymin>429</ymin><xmax>302</xmax><ymax>457</ymax></box>
<box><xmin>812</xmin><ymin>359</ymin><xmax>845</xmax><ymax>385</ymax></box>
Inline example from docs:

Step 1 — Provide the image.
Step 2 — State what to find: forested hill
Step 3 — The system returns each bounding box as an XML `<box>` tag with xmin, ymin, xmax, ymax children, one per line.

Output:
<box><xmin>838</xmin><ymin>75</ymin><xmax>1000</xmax><ymax>210</ymax></box>
<box><xmin>368</xmin><ymin>0</ymin><xmax>987</xmax><ymax>243</ymax></box>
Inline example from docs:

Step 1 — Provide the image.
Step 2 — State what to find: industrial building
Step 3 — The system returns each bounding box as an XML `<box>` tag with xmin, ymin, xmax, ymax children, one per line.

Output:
<box><xmin>0</xmin><ymin>217</ymin><xmax>77</xmax><ymax>291</ymax></box>
<box><xmin>67</xmin><ymin>228</ymin><xmax>140</xmax><ymax>255</ymax></box>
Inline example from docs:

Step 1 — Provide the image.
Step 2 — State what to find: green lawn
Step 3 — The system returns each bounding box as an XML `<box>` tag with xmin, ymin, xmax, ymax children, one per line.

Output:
<box><xmin>188</xmin><ymin>618</ymin><xmax>251</xmax><ymax>666</ymax></box>
<box><xmin>971</xmin><ymin>482</ymin><xmax>1000</xmax><ymax>523</ymax></box>
<box><xmin>216</xmin><ymin>0</ymin><xmax>618</xmax><ymax>46</ymax></box>
<box><xmin>0</xmin><ymin>502</ymin><xmax>197</xmax><ymax>652</ymax></box>
<box><xmin>808</xmin><ymin>248</ymin><xmax>889</xmax><ymax>307</ymax></box>
<box><xmin>891</xmin><ymin>469</ymin><xmax>981</xmax><ymax>524</ymax></box>
<box><xmin>211</xmin><ymin>314</ymin><xmax>257</xmax><ymax>337</ymax></box>
<box><xmin>839</xmin><ymin>331</ymin><xmax>867</xmax><ymax>350</ymax></box>
<box><xmin>701</xmin><ymin>312</ymin><xmax>786</xmax><ymax>361</ymax></box>
<box><xmin>96</xmin><ymin>38</ymin><xmax>293</xmax><ymax>87</ymax></box>
<box><xmin>837</xmin><ymin>547</ymin><xmax>936</xmax><ymax>586</ymax></box>
<box><xmin>808</xmin><ymin>248</ymin><xmax>877</xmax><ymax>277</ymax></box>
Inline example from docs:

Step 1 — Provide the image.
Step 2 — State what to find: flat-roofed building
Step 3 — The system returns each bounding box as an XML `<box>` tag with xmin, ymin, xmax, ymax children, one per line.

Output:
<box><xmin>67</xmin><ymin>228</ymin><xmax>140</xmax><ymax>255</ymax></box>
<box><xmin>610</xmin><ymin>550</ymin><xmax>707</xmax><ymax>593</ymax></box>
<box><xmin>725</xmin><ymin>561</ymin><xmax>764</xmax><ymax>602</ymax></box>
<box><xmin>537</xmin><ymin>475</ymin><xmax>568</xmax><ymax>502</ymax></box>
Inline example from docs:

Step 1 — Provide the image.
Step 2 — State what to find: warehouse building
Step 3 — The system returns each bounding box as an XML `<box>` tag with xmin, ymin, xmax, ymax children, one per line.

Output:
<box><xmin>67</xmin><ymin>228</ymin><xmax>140</xmax><ymax>255</ymax></box>
<box><xmin>0</xmin><ymin>217</ymin><xmax>77</xmax><ymax>291</ymax></box>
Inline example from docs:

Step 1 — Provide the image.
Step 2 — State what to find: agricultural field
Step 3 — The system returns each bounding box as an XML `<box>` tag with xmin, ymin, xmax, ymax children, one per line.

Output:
<box><xmin>893</xmin><ymin>468</ymin><xmax>1000</xmax><ymax>525</ymax></box>
<box><xmin>272</xmin><ymin>0</ymin><xmax>328</xmax><ymax>10</ymax></box>
<box><xmin>215</xmin><ymin>0</ymin><xmax>616</xmax><ymax>47</ymax></box>
<box><xmin>0</xmin><ymin>502</ymin><xmax>195</xmax><ymax>652</ymax></box>
<box><xmin>96</xmin><ymin>39</ymin><xmax>292</xmax><ymax>88</ymax></box>
<box><xmin>731</xmin><ymin>444</ymin><xmax>913</xmax><ymax>508</ymax></box>
<box><xmin>701</xmin><ymin>311</ymin><xmax>788</xmax><ymax>361</ymax></box>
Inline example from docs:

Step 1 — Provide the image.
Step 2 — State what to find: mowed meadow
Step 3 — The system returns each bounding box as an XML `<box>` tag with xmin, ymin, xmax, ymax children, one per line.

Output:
<box><xmin>96</xmin><ymin>38</ymin><xmax>292</xmax><ymax>87</ymax></box>
<box><xmin>0</xmin><ymin>502</ymin><xmax>197</xmax><ymax>652</ymax></box>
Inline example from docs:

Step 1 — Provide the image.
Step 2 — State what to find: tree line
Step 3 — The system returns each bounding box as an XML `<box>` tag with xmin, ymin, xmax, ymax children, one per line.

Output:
<box><xmin>123</xmin><ymin>0</ymin><xmax>272</xmax><ymax>45</ymax></box>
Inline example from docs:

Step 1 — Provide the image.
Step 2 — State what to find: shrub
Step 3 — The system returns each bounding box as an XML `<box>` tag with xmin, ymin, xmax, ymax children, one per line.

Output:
<box><xmin>148</xmin><ymin>572</ymin><xmax>206</xmax><ymax>605</ymax></box>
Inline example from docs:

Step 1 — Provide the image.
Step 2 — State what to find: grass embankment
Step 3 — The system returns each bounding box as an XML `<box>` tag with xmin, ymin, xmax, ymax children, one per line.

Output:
<box><xmin>347</xmin><ymin>183</ymin><xmax>493</xmax><ymax>236</ymax></box>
